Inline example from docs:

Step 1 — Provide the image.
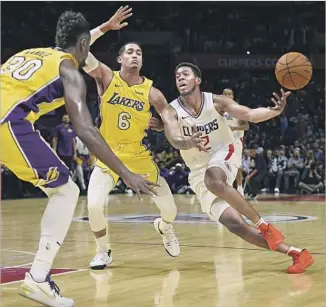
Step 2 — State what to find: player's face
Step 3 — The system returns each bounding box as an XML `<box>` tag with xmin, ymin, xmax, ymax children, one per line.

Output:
<box><xmin>118</xmin><ymin>44</ymin><xmax>143</xmax><ymax>70</ymax></box>
<box><xmin>223</xmin><ymin>89</ymin><xmax>234</xmax><ymax>100</ymax></box>
<box><xmin>175</xmin><ymin>67</ymin><xmax>200</xmax><ymax>96</ymax></box>
<box><xmin>62</xmin><ymin>115</ymin><xmax>70</xmax><ymax>124</ymax></box>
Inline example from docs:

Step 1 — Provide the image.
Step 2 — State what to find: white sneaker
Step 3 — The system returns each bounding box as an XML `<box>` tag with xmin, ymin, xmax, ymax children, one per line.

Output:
<box><xmin>90</xmin><ymin>249</ymin><xmax>112</xmax><ymax>270</ymax></box>
<box><xmin>274</xmin><ymin>188</ymin><xmax>280</xmax><ymax>194</ymax></box>
<box><xmin>19</xmin><ymin>272</ymin><xmax>74</xmax><ymax>307</ymax></box>
<box><xmin>154</xmin><ymin>218</ymin><xmax>180</xmax><ymax>257</ymax></box>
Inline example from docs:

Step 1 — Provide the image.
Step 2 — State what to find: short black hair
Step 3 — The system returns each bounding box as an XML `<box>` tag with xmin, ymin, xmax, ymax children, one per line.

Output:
<box><xmin>55</xmin><ymin>11</ymin><xmax>90</xmax><ymax>49</ymax></box>
<box><xmin>118</xmin><ymin>42</ymin><xmax>142</xmax><ymax>55</ymax></box>
<box><xmin>175</xmin><ymin>62</ymin><xmax>202</xmax><ymax>79</ymax></box>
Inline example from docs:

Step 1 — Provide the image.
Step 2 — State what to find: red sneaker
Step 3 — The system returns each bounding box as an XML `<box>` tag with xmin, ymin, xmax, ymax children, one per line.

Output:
<box><xmin>258</xmin><ymin>223</ymin><xmax>285</xmax><ymax>250</ymax></box>
<box><xmin>286</xmin><ymin>249</ymin><xmax>314</xmax><ymax>274</ymax></box>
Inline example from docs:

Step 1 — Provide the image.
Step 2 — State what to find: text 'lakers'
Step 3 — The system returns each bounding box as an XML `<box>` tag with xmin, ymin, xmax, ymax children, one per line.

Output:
<box><xmin>107</xmin><ymin>92</ymin><xmax>145</xmax><ymax>111</ymax></box>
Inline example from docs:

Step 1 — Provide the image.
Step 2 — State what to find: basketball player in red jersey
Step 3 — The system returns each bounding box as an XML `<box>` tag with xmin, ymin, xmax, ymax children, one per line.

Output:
<box><xmin>161</xmin><ymin>62</ymin><xmax>314</xmax><ymax>273</ymax></box>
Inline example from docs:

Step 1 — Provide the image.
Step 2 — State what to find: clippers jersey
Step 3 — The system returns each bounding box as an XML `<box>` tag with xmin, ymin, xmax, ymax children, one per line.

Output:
<box><xmin>98</xmin><ymin>71</ymin><xmax>153</xmax><ymax>147</ymax></box>
<box><xmin>0</xmin><ymin>47</ymin><xmax>78</xmax><ymax>124</ymax></box>
<box><xmin>224</xmin><ymin>112</ymin><xmax>244</xmax><ymax>141</ymax></box>
<box><xmin>170</xmin><ymin>92</ymin><xmax>235</xmax><ymax>171</ymax></box>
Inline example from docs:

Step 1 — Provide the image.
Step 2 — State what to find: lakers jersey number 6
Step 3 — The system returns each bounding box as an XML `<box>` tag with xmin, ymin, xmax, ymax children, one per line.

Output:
<box><xmin>98</xmin><ymin>71</ymin><xmax>153</xmax><ymax>147</ymax></box>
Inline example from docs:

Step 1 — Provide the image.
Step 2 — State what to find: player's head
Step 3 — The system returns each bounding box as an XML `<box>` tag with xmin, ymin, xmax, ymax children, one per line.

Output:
<box><xmin>117</xmin><ymin>42</ymin><xmax>143</xmax><ymax>71</ymax></box>
<box><xmin>55</xmin><ymin>11</ymin><xmax>90</xmax><ymax>67</ymax></box>
<box><xmin>223</xmin><ymin>88</ymin><xmax>234</xmax><ymax>100</ymax></box>
<box><xmin>175</xmin><ymin>62</ymin><xmax>202</xmax><ymax>96</ymax></box>
<box><xmin>62</xmin><ymin>114</ymin><xmax>70</xmax><ymax>124</ymax></box>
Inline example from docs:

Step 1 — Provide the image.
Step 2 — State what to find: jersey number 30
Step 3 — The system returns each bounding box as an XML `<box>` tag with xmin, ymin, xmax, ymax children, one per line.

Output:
<box><xmin>0</xmin><ymin>56</ymin><xmax>42</xmax><ymax>80</ymax></box>
<box><xmin>118</xmin><ymin>112</ymin><xmax>131</xmax><ymax>130</ymax></box>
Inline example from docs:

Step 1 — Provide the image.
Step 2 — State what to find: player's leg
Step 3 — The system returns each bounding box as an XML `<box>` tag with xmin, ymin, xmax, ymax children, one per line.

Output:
<box><xmin>128</xmin><ymin>155</ymin><xmax>180</xmax><ymax>257</ymax></box>
<box><xmin>204</xmin><ymin>146</ymin><xmax>285</xmax><ymax>250</ymax></box>
<box><xmin>1</xmin><ymin>121</ymin><xmax>79</xmax><ymax>306</ymax></box>
<box><xmin>218</xmin><ymin>206</ymin><xmax>314</xmax><ymax>273</ymax></box>
<box><xmin>87</xmin><ymin>166</ymin><xmax>117</xmax><ymax>269</ymax></box>
<box><xmin>234</xmin><ymin>140</ymin><xmax>244</xmax><ymax>196</ymax></box>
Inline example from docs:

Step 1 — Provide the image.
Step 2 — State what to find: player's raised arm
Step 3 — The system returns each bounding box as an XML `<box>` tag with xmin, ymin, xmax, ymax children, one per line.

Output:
<box><xmin>214</xmin><ymin>89</ymin><xmax>291</xmax><ymax>123</ymax></box>
<box><xmin>60</xmin><ymin>59</ymin><xmax>159</xmax><ymax>197</ymax></box>
<box><xmin>83</xmin><ymin>6</ymin><xmax>133</xmax><ymax>95</ymax></box>
<box><xmin>161</xmin><ymin>106</ymin><xmax>207</xmax><ymax>152</ymax></box>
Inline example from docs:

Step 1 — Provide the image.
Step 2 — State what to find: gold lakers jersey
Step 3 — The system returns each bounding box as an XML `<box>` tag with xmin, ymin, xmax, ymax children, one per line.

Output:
<box><xmin>0</xmin><ymin>47</ymin><xmax>78</xmax><ymax>124</ymax></box>
<box><xmin>99</xmin><ymin>71</ymin><xmax>153</xmax><ymax>147</ymax></box>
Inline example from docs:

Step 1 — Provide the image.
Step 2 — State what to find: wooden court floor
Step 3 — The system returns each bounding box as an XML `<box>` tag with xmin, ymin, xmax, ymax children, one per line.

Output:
<box><xmin>1</xmin><ymin>194</ymin><xmax>325</xmax><ymax>307</ymax></box>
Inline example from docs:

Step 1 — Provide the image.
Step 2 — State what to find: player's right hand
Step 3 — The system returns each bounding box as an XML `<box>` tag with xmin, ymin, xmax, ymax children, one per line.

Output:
<box><xmin>268</xmin><ymin>88</ymin><xmax>291</xmax><ymax>115</ymax></box>
<box><xmin>122</xmin><ymin>172</ymin><xmax>160</xmax><ymax>201</ymax></box>
<box><xmin>185</xmin><ymin>131</ymin><xmax>208</xmax><ymax>152</ymax></box>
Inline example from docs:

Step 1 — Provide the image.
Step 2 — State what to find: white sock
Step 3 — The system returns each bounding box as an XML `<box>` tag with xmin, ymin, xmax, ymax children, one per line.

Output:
<box><xmin>30</xmin><ymin>178</ymin><xmax>79</xmax><ymax>282</ymax></box>
<box><xmin>287</xmin><ymin>246</ymin><xmax>302</xmax><ymax>255</ymax></box>
<box><xmin>237</xmin><ymin>185</ymin><xmax>244</xmax><ymax>196</ymax></box>
<box><xmin>159</xmin><ymin>219</ymin><xmax>171</xmax><ymax>232</ymax></box>
<box><xmin>255</xmin><ymin>217</ymin><xmax>268</xmax><ymax>227</ymax></box>
<box><xmin>152</xmin><ymin>177</ymin><xmax>177</xmax><ymax>223</ymax></box>
<box><xmin>95</xmin><ymin>232</ymin><xmax>110</xmax><ymax>252</ymax></box>
<box><xmin>30</xmin><ymin>236</ymin><xmax>61</xmax><ymax>282</ymax></box>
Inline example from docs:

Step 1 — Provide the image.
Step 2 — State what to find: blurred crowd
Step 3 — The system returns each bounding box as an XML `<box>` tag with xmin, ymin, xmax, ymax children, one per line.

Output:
<box><xmin>1</xmin><ymin>2</ymin><xmax>325</xmax><ymax>199</ymax></box>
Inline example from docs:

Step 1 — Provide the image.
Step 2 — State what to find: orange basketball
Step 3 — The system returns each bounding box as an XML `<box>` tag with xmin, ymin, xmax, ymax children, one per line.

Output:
<box><xmin>275</xmin><ymin>52</ymin><xmax>312</xmax><ymax>90</ymax></box>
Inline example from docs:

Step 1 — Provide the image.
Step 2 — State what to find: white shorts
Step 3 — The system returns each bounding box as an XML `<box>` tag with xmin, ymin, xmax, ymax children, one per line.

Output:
<box><xmin>188</xmin><ymin>144</ymin><xmax>239</xmax><ymax>220</ymax></box>
<box><xmin>234</xmin><ymin>138</ymin><xmax>244</xmax><ymax>163</ymax></box>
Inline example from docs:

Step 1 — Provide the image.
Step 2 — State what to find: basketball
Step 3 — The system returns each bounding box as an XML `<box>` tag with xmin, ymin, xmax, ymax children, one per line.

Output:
<box><xmin>275</xmin><ymin>52</ymin><xmax>313</xmax><ymax>90</ymax></box>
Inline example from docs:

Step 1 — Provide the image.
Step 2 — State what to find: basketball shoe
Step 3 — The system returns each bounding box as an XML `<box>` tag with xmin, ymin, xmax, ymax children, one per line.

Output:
<box><xmin>286</xmin><ymin>249</ymin><xmax>314</xmax><ymax>274</ymax></box>
<box><xmin>19</xmin><ymin>272</ymin><xmax>74</xmax><ymax>307</ymax></box>
<box><xmin>90</xmin><ymin>249</ymin><xmax>112</xmax><ymax>270</ymax></box>
<box><xmin>258</xmin><ymin>223</ymin><xmax>285</xmax><ymax>250</ymax></box>
<box><xmin>154</xmin><ymin>218</ymin><xmax>180</xmax><ymax>257</ymax></box>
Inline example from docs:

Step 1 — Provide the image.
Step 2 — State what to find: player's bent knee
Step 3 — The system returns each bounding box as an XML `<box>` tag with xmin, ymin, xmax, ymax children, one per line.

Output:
<box><xmin>204</xmin><ymin>170</ymin><xmax>227</xmax><ymax>195</ymax></box>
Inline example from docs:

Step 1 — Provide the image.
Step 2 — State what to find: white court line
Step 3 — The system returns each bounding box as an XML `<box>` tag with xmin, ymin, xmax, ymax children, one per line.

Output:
<box><xmin>1</xmin><ymin>268</ymin><xmax>88</xmax><ymax>286</ymax></box>
<box><xmin>1</xmin><ymin>249</ymin><xmax>35</xmax><ymax>268</ymax></box>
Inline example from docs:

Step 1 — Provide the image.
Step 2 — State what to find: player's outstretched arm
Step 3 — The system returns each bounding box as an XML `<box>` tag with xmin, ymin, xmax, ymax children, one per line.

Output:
<box><xmin>83</xmin><ymin>6</ymin><xmax>133</xmax><ymax>95</ymax></box>
<box><xmin>214</xmin><ymin>89</ymin><xmax>291</xmax><ymax>123</ymax></box>
<box><xmin>161</xmin><ymin>106</ymin><xmax>207</xmax><ymax>152</ymax></box>
<box><xmin>60</xmin><ymin>59</ymin><xmax>159</xmax><ymax>198</ymax></box>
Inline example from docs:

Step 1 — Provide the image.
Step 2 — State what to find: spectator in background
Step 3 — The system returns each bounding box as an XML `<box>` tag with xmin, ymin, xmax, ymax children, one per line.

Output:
<box><xmin>158</xmin><ymin>161</ymin><xmax>170</xmax><ymax>181</ymax></box>
<box><xmin>169</xmin><ymin>163</ymin><xmax>190</xmax><ymax>194</ymax></box>
<box><xmin>52</xmin><ymin>114</ymin><xmax>77</xmax><ymax>172</ymax></box>
<box><xmin>284</xmin><ymin>148</ymin><xmax>303</xmax><ymax>193</ymax></box>
<box><xmin>241</xmin><ymin>149</ymin><xmax>251</xmax><ymax>177</ymax></box>
<box><xmin>274</xmin><ymin>149</ymin><xmax>288</xmax><ymax>194</ymax></box>
<box><xmin>266</xmin><ymin>149</ymin><xmax>278</xmax><ymax>192</ymax></box>
<box><xmin>72</xmin><ymin>137</ymin><xmax>90</xmax><ymax>191</ymax></box>
<box><xmin>299</xmin><ymin>162</ymin><xmax>324</xmax><ymax>194</ymax></box>
<box><xmin>247</xmin><ymin>147</ymin><xmax>268</xmax><ymax>200</ymax></box>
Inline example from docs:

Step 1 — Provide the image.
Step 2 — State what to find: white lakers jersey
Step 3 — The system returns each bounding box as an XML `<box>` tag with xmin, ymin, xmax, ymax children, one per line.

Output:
<box><xmin>223</xmin><ymin>112</ymin><xmax>244</xmax><ymax>140</ymax></box>
<box><xmin>170</xmin><ymin>92</ymin><xmax>235</xmax><ymax>170</ymax></box>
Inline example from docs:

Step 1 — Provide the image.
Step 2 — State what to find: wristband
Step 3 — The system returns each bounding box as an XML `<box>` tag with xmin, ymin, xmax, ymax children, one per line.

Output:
<box><xmin>83</xmin><ymin>52</ymin><xmax>99</xmax><ymax>73</ymax></box>
<box><xmin>90</xmin><ymin>26</ymin><xmax>104</xmax><ymax>46</ymax></box>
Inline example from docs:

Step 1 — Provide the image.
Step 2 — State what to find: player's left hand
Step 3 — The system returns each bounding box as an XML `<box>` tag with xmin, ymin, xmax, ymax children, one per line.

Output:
<box><xmin>149</xmin><ymin>117</ymin><xmax>164</xmax><ymax>132</ymax></box>
<box><xmin>268</xmin><ymin>89</ymin><xmax>291</xmax><ymax>114</ymax></box>
<box><xmin>101</xmin><ymin>6</ymin><xmax>133</xmax><ymax>32</ymax></box>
